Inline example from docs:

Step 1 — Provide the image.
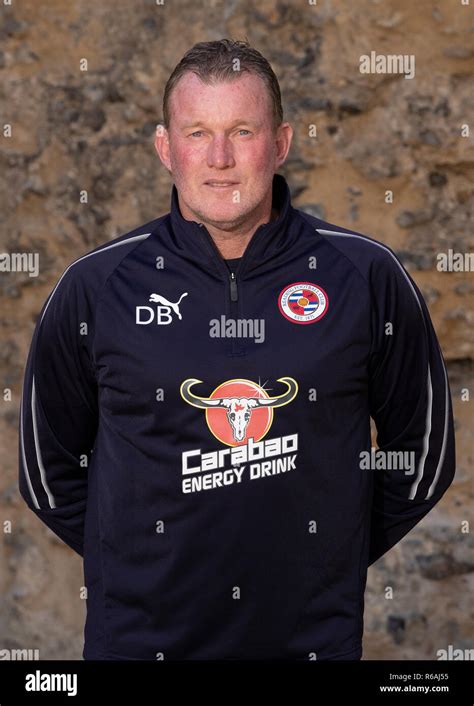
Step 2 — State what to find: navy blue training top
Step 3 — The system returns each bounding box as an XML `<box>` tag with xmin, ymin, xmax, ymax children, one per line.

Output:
<box><xmin>18</xmin><ymin>173</ymin><xmax>456</xmax><ymax>661</ymax></box>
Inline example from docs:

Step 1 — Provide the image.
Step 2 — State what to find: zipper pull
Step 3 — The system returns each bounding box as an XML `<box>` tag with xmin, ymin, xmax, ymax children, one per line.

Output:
<box><xmin>229</xmin><ymin>271</ymin><xmax>238</xmax><ymax>301</ymax></box>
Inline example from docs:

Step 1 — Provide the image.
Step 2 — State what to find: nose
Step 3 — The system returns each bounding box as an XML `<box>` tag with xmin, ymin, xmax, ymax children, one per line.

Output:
<box><xmin>207</xmin><ymin>135</ymin><xmax>235</xmax><ymax>169</ymax></box>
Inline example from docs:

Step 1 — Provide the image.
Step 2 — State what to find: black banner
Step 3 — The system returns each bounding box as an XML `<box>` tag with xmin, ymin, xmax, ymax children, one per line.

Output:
<box><xmin>0</xmin><ymin>659</ymin><xmax>471</xmax><ymax>704</ymax></box>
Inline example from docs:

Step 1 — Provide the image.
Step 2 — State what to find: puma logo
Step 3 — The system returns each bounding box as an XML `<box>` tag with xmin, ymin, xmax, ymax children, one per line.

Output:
<box><xmin>148</xmin><ymin>292</ymin><xmax>188</xmax><ymax>320</ymax></box>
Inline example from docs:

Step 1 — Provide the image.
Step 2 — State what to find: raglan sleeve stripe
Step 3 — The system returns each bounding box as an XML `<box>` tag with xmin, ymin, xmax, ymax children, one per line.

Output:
<box><xmin>367</xmin><ymin>249</ymin><xmax>456</xmax><ymax>565</ymax></box>
<box><xmin>18</xmin><ymin>267</ymin><xmax>99</xmax><ymax>557</ymax></box>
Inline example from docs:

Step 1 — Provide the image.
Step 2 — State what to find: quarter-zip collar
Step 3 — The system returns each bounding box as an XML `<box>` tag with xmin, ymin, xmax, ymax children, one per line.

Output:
<box><xmin>165</xmin><ymin>173</ymin><xmax>300</xmax><ymax>279</ymax></box>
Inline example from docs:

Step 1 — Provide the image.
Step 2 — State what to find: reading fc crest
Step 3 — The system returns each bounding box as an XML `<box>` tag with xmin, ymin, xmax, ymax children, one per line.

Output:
<box><xmin>278</xmin><ymin>282</ymin><xmax>329</xmax><ymax>324</ymax></box>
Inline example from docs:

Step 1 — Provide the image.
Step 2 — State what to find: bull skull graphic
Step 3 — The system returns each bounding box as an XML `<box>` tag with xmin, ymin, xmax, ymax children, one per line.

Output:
<box><xmin>180</xmin><ymin>377</ymin><xmax>298</xmax><ymax>442</ymax></box>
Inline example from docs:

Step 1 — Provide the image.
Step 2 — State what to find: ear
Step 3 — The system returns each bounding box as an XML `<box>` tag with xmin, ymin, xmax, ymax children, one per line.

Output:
<box><xmin>274</xmin><ymin>122</ymin><xmax>293</xmax><ymax>169</ymax></box>
<box><xmin>154</xmin><ymin>124</ymin><xmax>172</xmax><ymax>172</ymax></box>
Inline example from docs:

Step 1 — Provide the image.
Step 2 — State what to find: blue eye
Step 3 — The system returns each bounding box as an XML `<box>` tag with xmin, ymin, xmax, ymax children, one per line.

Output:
<box><xmin>188</xmin><ymin>129</ymin><xmax>251</xmax><ymax>138</ymax></box>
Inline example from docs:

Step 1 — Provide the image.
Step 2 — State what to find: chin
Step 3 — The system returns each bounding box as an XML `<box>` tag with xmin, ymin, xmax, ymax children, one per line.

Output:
<box><xmin>202</xmin><ymin>208</ymin><xmax>242</xmax><ymax>224</ymax></box>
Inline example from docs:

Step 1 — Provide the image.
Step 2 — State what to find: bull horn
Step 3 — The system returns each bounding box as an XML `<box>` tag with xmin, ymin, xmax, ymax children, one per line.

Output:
<box><xmin>180</xmin><ymin>378</ymin><xmax>226</xmax><ymax>409</ymax></box>
<box><xmin>253</xmin><ymin>376</ymin><xmax>298</xmax><ymax>407</ymax></box>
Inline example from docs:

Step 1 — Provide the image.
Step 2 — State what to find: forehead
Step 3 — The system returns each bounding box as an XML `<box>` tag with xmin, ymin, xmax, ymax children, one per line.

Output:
<box><xmin>169</xmin><ymin>72</ymin><xmax>271</xmax><ymax>126</ymax></box>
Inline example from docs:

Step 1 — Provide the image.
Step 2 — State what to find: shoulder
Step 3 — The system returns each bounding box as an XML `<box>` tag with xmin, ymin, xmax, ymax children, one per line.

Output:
<box><xmin>297</xmin><ymin>209</ymin><xmax>403</xmax><ymax>280</ymax></box>
<box><xmin>69</xmin><ymin>215</ymin><xmax>166</xmax><ymax>281</ymax></box>
<box><xmin>38</xmin><ymin>216</ymin><xmax>167</xmax><ymax>318</ymax></box>
<box><xmin>50</xmin><ymin>215</ymin><xmax>167</xmax><ymax>298</ymax></box>
<box><xmin>298</xmin><ymin>211</ymin><xmax>425</xmax><ymax>316</ymax></box>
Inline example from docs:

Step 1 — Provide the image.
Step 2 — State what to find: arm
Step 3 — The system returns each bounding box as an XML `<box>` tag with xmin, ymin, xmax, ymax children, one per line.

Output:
<box><xmin>18</xmin><ymin>266</ymin><xmax>98</xmax><ymax>557</ymax></box>
<box><xmin>367</xmin><ymin>251</ymin><xmax>456</xmax><ymax>565</ymax></box>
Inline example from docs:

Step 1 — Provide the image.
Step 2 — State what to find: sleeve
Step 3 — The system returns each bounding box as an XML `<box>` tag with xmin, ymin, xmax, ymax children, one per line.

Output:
<box><xmin>367</xmin><ymin>250</ymin><xmax>456</xmax><ymax>565</ymax></box>
<box><xmin>18</xmin><ymin>265</ymin><xmax>99</xmax><ymax>558</ymax></box>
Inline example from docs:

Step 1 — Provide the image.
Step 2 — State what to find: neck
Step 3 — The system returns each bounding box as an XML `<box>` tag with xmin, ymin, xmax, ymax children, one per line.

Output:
<box><xmin>211</xmin><ymin>206</ymin><xmax>279</xmax><ymax>259</ymax></box>
<box><xmin>179</xmin><ymin>192</ymin><xmax>279</xmax><ymax>260</ymax></box>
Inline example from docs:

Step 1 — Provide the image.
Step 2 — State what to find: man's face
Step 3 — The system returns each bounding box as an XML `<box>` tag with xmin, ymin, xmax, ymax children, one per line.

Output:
<box><xmin>155</xmin><ymin>72</ymin><xmax>292</xmax><ymax>230</ymax></box>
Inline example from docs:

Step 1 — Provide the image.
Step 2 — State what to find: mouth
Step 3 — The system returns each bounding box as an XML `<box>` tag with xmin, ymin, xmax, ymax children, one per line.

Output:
<box><xmin>204</xmin><ymin>181</ymin><xmax>240</xmax><ymax>189</ymax></box>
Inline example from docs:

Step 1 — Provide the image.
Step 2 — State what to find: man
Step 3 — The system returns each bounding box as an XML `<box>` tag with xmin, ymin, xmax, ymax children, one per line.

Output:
<box><xmin>19</xmin><ymin>39</ymin><xmax>456</xmax><ymax>661</ymax></box>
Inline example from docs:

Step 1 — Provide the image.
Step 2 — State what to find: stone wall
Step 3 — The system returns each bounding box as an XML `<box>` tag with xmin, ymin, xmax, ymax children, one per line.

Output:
<box><xmin>0</xmin><ymin>0</ymin><xmax>472</xmax><ymax>660</ymax></box>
